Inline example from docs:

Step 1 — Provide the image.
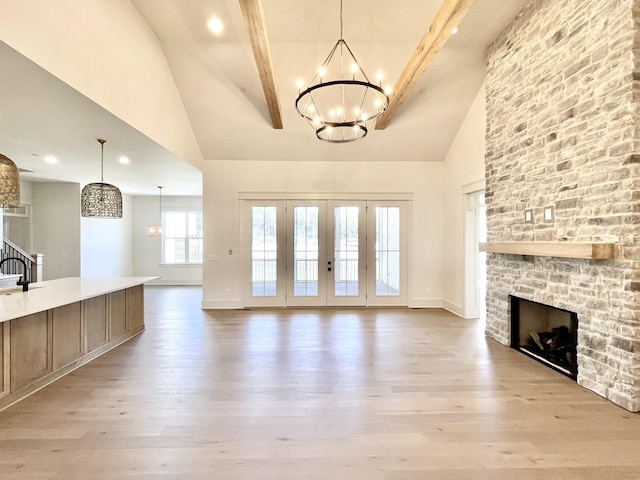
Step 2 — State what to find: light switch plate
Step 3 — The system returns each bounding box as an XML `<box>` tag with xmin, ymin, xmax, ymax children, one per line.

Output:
<box><xmin>524</xmin><ymin>210</ymin><xmax>533</xmax><ymax>223</ymax></box>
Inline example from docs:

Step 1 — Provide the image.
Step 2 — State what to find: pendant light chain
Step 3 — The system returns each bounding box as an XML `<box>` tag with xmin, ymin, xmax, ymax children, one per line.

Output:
<box><xmin>98</xmin><ymin>138</ymin><xmax>106</xmax><ymax>182</ymax></box>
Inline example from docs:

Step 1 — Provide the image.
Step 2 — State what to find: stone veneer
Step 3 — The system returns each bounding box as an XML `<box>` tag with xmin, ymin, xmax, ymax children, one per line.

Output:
<box><xmin>484</xmin><ymin>0</ymin><xmax>640</xmax><ymax>411</ymax></box>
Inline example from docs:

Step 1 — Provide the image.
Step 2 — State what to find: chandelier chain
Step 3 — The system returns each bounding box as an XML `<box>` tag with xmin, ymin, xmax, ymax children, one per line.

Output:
<box><xmin>339</xmin><ymin>0</ymin><xmax>343</xmax><ymax>39</ymax></box>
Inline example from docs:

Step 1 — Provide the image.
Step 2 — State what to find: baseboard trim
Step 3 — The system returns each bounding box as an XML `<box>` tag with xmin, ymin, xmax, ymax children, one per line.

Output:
<box><xmin>408</xmin><ymin>298</ymin><xmax>443</xmax><ymax>309</ymax></box>
<box><xmin>201</xmin><ymin>299</ymin><xmax>243</xmax><ymax>309</ymax></box>
<box><xmin>442</xmin><ymin>300</ymin><xmax>465</xmax><ymax>318</ymax></box>
<box><xmin>147</xmin><ymin>279</ymin><xmax>202</xmax><ymax>286</ymax></box>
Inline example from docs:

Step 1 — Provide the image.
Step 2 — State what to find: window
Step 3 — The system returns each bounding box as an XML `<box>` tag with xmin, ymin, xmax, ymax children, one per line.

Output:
<box><xmin>162</xmin><ymin>211</ymin><xmax>203</xmax><ymax>264</ymax></box>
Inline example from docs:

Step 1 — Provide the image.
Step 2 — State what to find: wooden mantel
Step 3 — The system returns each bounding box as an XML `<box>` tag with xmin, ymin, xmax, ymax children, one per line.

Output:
<box><xmin>479</xmin><ymin>242</ymin><xmax>615</xmax><ymax>260</ymax></box>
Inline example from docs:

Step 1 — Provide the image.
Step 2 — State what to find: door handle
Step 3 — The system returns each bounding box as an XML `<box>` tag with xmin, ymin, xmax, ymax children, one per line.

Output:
<box><xmin>328</xmin><ymin>261</ymin><xmax>332</xmax><ymax>272</ymax></box>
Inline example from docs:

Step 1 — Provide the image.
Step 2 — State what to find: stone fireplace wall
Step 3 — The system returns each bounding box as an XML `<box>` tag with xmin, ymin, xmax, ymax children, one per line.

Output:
<box><xmin>484</xmin><ymin>0</ymin><xmax>640</xmax><ymax>411</ymax></box>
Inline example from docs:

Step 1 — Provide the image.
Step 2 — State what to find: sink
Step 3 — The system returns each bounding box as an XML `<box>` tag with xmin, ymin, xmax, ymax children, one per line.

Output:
<box><xmin>0</xmin><ymin>274</ymin><xmax>22</xmax><ymax>289</ymax></box>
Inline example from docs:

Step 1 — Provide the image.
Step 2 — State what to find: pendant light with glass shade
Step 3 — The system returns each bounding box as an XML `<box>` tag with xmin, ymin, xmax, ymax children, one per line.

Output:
<box><xmin>81</xmin><ymin>139</ymin><xmax>123</xmax><ymax>218</ymax></box>
<box><xmin>0</xmin><ymin>153</ymin><xmax>20</xmax><ymax>207</ymax></box>
<box><xmin>145</xmin><ymin>186</ymin><xmax>163</xmax><ymax>237</ymax></box>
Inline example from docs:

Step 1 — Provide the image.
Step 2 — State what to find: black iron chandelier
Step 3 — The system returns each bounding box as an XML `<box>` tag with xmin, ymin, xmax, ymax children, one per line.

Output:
<box><xmin>295</xmin><ymin>0</ymin><xmax>390</xmax><ymax>143</ymax></box>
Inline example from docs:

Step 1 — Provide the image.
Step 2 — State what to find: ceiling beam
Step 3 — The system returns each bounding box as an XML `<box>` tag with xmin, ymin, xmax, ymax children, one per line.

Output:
<box><xmin>239</xmin><ymin>0</ymin><xmax>283</xmax><ymax>129</ymax></box>
<box><xmin>376</xmin><ymin>0</ymin><xmax>477</xmax><ymax>130</ymax></box>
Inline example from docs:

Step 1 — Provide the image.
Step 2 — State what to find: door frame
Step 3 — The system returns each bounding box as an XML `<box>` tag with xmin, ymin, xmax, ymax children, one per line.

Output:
<box><xmin>463</xmin><ymin>189</ymin><xmax>487</xmax><ymax>320</ymax></box>
<box><xmin>285</xmin><ymin>200</ymin><xmax>328</xmax><ymax>307</ymax></box>
<box><xmin>365</xmin><ymin>201</ymin><xmax>409</xmax><ymax>306</ymax></box>
<box><xmin>326</xmin><ymin>200</ymin><xmax>367</xmax><ymax>306</ymax></box>
<box><xmin>240</xmin><ymin>193</ymin><xmax>412</xmax><ymax>308</ymax></box>
<box><xmin>241</xmin><ymin>200</ymin><xmax>286</xmax><ymax>306</ymax></box>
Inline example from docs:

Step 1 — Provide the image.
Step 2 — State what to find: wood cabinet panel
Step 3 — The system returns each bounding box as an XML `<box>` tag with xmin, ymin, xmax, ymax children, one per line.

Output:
<box><xmin>52</xmin><ymin>303</ymin><xmax>82</xmax><ymax>370</ymax></box>
<box><xmin>108</xmin><ymin>290</ymin><xmax>127</xmax><ymax>340</ymax></box>
<box><xmin>84</xmin><ymin>295</ymin><xmax>107</xmax><ymax>351</ymax></box>
<box><xmin>0</xmin><ymin>281</ymin><xmax>149</xmax><ymax>411</ymax></box>
<box><xmin>127</xmin><ymin>286</ymin><xmax>144</xmax><ymax>331</ymax></box>
<box><xmin>10</xmin><ymin>311</ymin><xmax>50</xmax><ymax>392</ymax></box>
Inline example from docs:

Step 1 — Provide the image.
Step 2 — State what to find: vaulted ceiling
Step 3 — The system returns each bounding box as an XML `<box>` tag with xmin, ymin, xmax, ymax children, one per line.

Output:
<box><xmin>0</xmin><ymin>0</ymin><xmax>531</xmax><ymax>195</ymax></box>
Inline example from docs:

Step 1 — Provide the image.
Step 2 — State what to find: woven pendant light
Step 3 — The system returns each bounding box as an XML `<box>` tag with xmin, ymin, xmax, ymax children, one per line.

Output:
<box><xmin>81</xmin><ymin>139</ymin><xmax>122</xmax><ymax>218</ymax></box>
<box><xmin>0</xmin><ymin>153</ymin><xmax>20</xmax><ymax>208</ymax></box>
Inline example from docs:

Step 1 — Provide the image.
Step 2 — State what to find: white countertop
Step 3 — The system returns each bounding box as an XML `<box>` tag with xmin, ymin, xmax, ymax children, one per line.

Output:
<box><xmin>0</xmin><ymin>277</ymin><xmax>157</xmax><ymax>323</ymax></box>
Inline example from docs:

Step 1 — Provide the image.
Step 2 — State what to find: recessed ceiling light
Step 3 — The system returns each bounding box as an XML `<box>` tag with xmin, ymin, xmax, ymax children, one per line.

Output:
<box><xmin>208</xmin><ymin>17</ymin><xmax>223</xmax><ymax>34</ymax></box>
<box><xmin>452</xmin><ymin>27</ymin><xmax>459</xmax><ymax>35</ymax></box>
<box><xmin>44</xmin><ymin>155</ymin><xmax>58</xmax><ymax>164</ymax></box>
<box><xmin>119</xmin><ymin>156</ymin><xmax>130</xmax><ymax>164</ymax></box>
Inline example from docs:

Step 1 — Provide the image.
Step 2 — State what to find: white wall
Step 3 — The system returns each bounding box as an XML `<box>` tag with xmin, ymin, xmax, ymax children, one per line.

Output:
<box><xmin>0</xmin><ymin>0</ymin><xmax>202</xmax><ymax>171</ymax></box>
<box><xmin>202</xmin><ymin>160</ymin><xmax>444</xmax><ymax>309</ymax></box>
<box><xmin>81</xmin><ymin>194</ymin><xmax>134</xmax><ymax>277</ymax></box>
<box><xmin>441</xmin><ymin>83</ymin><xmax>487</xmax><ymax>317</ymax></box>
<box><xmin>19</xmin><ymin>180</ymin><xmax>33</xmax><ymax>205</ymax></box>
<box><xmin>24</xmin><ymin>179</ymin><xmax>198</xmax><ymax>280</ymax></box>
<box><xmin>32</xmin><ymin>182</ymin><xmax>81</xmax><ymax>280</ymax></box>
<box><xmin>132</xmin><ymin>195</ymin><xmax>203</xmax><ymax>285</ymax></box>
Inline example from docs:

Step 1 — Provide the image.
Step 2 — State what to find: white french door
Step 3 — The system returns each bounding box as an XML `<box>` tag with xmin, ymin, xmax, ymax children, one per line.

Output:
<box><xmin>366</xmin><ymin>202</ymin><xmax>408</xmax><ymax>306</ymax></box>
<box><xmin>242</xmin><ymin>198</ymin><xmax>407</xmax><ymax>307</ymax></box>
<box><xmin>242</xmin><ymin>201</ymin><xmax>286</xmax><ymax>306</ymax></box>
<box><xmin>286</xmin><ymin>201</ymin><xmax>366</xmax><ymax>307</ymax></box>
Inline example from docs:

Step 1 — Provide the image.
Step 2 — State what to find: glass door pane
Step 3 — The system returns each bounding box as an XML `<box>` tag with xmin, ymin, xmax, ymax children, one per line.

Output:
<box><xmin>327</xmin><ymin>201</ymin><xmax>366</xmax><ymax>306</ymax></box>
<box><xmin>242</xmin><ymin>201</ymin><xmax>285</xmax><ymax>306</ymax></box>
<box><xmin>334</xmin><ymin>206</ymin><xmax>359</xmax><ymax>296</ymax></box>
<box><xmin>367</xmin><ymin>202</ymin><xmax>407</xmax><ymax>306</ymax></box>
<box><xmin>293</xmin><ymin>205</ymin><xmax>319</xmax><ymax>296</ymax></box>
<box><xmin>251</xmin><ymin>206</ymin><xmax>277</xmax><ymax>296</ymax></box>
<box><xmin>376</xmin><ymin>206</ymin><xmax>400</xmax><ymax>296</ymax></box>
<box><xmin>287</xmin><ymin>202</ymin><xmax>326</xmax><ymax>306</ymax></box>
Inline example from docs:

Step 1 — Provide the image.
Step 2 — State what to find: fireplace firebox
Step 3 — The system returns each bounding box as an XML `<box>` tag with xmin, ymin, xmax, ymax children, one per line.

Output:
<box><xmin>510</xmin><ymin>296</ymin><xmax>578</xmax><ymax>379</ymax></box>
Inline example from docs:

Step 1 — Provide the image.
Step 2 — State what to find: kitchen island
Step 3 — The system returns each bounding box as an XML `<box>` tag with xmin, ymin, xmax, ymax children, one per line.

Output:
<box><xmin>0</xmin><ymin>277</ymin><xmax>155</xmax><ymax>410</ymax></box>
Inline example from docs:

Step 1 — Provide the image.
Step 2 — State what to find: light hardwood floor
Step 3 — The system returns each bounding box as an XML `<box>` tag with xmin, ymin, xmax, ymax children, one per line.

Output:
<box><xmin>1</xmin><ymin>286</ymin><xmax>639</xmax><ymax>479</ymax></box>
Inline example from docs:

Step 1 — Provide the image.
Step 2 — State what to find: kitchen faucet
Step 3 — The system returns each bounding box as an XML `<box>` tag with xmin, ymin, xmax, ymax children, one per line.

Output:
<box><xmin>0</xmin><ymin>257</ymin><xmax>30</xmax><ymax>291</ymax></box>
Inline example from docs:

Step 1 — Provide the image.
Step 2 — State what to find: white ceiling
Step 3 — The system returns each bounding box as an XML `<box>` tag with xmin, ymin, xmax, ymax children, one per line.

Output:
<box><xmin>0</xmin><ymin>40</ymin><xmax>202</xmax><ymax>197</ymax></box>
<box><xmin>0</xmin><ymin>0</ymin><xmax>531</xmax><ymax>196</ymax></box>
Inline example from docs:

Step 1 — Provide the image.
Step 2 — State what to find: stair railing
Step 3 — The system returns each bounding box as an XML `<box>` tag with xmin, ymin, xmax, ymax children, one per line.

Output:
<box><xmin>1</xmin><ymin>238</ymin><xmax>43</xmax><ymax>283</ymax></box>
